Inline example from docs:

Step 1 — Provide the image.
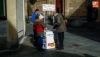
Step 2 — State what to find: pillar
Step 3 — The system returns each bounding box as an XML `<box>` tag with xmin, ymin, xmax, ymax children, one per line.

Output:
<box><xmin>6</xmin><ymin>0</ymin><xmax>26</xmax><ymax>50</ymax></box>
<box><xmin>6</xmin><ymin>0</ymin><xmax>19</xmax><ymax>50</ymax></box>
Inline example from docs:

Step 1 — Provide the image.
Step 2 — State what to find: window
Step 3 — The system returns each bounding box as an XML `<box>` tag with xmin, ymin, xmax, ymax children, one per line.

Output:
<box><xmin>0</xmin><ymin>0</ymin><xmax>4</xmax><ymax>16</ymax></box>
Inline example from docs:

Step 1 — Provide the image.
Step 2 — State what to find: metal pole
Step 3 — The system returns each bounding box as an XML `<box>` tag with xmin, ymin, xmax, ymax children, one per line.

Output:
<box><xmin>23</xmin><ymin>0</ymin><xmax>26</xmax><ymax>37</ymax></box>
<box><xmin>44</xmin><ymin>11</ymin><xmax>45</xmax><ymax>24</ymax></box>
<box><xmin>49</xmin><ymin>0</ymin><xmax>50</xmax><ymax>15</ymax></box>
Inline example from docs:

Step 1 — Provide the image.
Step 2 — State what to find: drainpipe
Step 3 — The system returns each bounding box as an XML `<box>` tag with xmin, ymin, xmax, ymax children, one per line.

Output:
<box><xmin>23</xmin><ymin>0</ymin><xmax>26</xmax><ymax>37</ymax></box>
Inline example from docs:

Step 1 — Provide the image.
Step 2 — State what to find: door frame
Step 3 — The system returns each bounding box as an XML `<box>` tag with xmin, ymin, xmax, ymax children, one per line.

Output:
<box><xmin>56</xmin><ymin>0</ymin><xmax>63</xmax><ymax>13</ymax></box>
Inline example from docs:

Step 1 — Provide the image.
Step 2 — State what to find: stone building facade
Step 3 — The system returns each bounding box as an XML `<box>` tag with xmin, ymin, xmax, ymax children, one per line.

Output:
<box><xmin>26</xmin><ymin>0</ymin><xmax>100</xmax><ymax>21</ymax></box>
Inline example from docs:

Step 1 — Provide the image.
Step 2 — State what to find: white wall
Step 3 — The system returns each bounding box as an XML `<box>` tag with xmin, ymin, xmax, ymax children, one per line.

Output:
<box><xmin>16</xmin><ymin>0</ymin><xmax>26</xmax><ymax>38</ymax></box>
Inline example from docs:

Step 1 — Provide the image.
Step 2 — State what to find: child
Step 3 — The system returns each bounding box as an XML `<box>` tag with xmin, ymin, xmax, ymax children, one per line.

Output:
<box><xmin>34</xmin><ymin>16</ymin><xmax>46</xmax><ymax>51</ymax></box>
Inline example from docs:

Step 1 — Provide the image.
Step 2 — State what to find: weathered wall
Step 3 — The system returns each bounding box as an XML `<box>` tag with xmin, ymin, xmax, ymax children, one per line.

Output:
<box><xmin>27</xmin><ymin>0</ymin><xmax>33</xmax><ymax>16</ymax></box>
<box><xmin>6</xmin><ymin>0</ymin><xmax>26</xmax><ymax>50</ymax></box>
<box><xmin>27</xmin><ymin>0</ymin><xmax>100</xmax><ymax>21</ymax></box>
<box><xmin>26</xmin><ymin>0</ymin><xmax>47</xmax><ymax>16</ymax></box>
<box><xmin>16</xmin><ymin>0</ymin><xmax>24</xmax><ymax>38</ymax></box>
<box><xmin>25</xmin><ymin>0</ymin><xmax>28</xmax><ymax>16</ymax></box>
<box><xmin>7</xmin><ymin>0</ymin><xmax>18</xmax><ymax>49</ymax></box>
<box><xmin>64</xmin><ymin>0</ymin><xmax>87</xmax><ymax>18</ymax></box>
<box><xmin>63</xmin><ymin>0</ymin><xmax>100</xmax><ymax>21</ymax></box>
<box><xmin>46</xmin><ymin>0</ymin><xmax>56</xmax><ymax>15</ymax></box>
<box><xmin>34</xmin><ymin>0</ymin><xmax>46</xmax><ymax>14</ymax></box>
<box><xmin>27</xmin><ymin>0</ymin><xmax>56</xmax><ymax>16</ymax></box>
<box><xmin>28</xmin><ymin>0</ymin><xmax>87</xmax><ymax>17</ymax></box>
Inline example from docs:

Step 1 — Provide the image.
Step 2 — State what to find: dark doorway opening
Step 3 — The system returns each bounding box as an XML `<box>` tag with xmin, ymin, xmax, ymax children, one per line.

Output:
<box><xmin>56</xmin><ymin>0</ymin><xmax>63</xmax><ymax>13</ymax></box>
<box><xmin>86</xmin><ymin>0</ymin><xmax>98</xmax><ymax>22</ymax></box>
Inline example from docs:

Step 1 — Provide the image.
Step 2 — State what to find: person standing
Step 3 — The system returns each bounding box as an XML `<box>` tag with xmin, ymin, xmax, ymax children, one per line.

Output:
<box><xmin>34</xmin><ymin>16</ymin><xmax>46</xmax><ymax>51</ymax></box>
<box><xmin>51</xmin><ymin>12</ymin><xmax>66</xmax><ymax>50</ymax></box>
<box><xmin>31</xmin><ymin>9</ymin><xmax>40</xmax><ymax>23</ymax></box>
<box><xmin>31</xmin><ymin>9</ymin><xmax>40</xmax><ymax>47</ymax></box>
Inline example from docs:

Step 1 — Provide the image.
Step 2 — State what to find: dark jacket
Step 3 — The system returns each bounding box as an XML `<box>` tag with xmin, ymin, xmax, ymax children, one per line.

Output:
<box><xmin>53</xmin><ymin>13</ymin><xmax>66</xmax><ymax>33</ymax></box>
<box><xmin>31</xmin><ymin>13</ymin><xmax>39</xmax><ymax>23</ymax></box>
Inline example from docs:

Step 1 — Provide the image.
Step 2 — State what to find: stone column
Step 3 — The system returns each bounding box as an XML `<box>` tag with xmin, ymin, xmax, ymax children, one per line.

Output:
<box><xmin>6</xmin><ymin>0</ymin><xmax>19</xmax><ymax>50</ymax></box>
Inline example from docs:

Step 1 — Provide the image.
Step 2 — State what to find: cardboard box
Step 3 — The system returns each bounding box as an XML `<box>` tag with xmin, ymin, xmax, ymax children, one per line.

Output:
<box><xmin>43</xmin><ymin>30</ymin><xmax>55</xmax><ymax>49</ymax></box>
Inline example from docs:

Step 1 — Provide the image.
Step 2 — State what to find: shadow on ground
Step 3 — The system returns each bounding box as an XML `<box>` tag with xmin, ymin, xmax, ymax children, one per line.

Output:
<box><xmin>0</xmin><ymin>20</ymin><xmax>7</xmax><ymax>51</ymax></box>
<box><xmin>28</xmin><ymin>34</ymin><xmax>35</xmax><ymax>47</ymax></box>
<box><xmin>0</xmin><ymin>37</ymin><xmax>7</xmax><ymax>51</ymax></box>
<box><xmin>67</xmin><ymin>26</ymin><xmax>100</xmax><ymax>43</ymax></box>
<box><xmin>0</xmin><ymin>45</ymin><xmax>84</xmax><ymax>57</ymax></box>
<box><xmin>83</xmin><ymin>54</ymin><xmax>96</xmax><ymax>57</ymax></box>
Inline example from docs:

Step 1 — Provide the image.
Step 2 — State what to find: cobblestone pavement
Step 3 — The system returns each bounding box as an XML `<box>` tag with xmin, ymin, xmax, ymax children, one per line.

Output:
<box><xmin>25</xmin><ymin>24</ymin><xmax>100</xmax><ymax>57</ymax></box>
<box><xmin>0</xmin><ymin>44</ymin><xmax>84</xmax><ymax>57</ymax></box>
<box><xmin>0</xmin><ymin>24</ymin><xmax>100</xmax><ymax>57</ymax></box>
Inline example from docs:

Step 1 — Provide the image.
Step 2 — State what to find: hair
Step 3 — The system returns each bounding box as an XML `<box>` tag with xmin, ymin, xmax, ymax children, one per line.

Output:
<box><xmin>36</xmin><ymin>16</ymin><xmax>39</xmax><ymax>19</ymax></box>
<box><xmin>35</xmin><ymin>9</ymin><xmax>39</xmax><ymax>12</ymax></box>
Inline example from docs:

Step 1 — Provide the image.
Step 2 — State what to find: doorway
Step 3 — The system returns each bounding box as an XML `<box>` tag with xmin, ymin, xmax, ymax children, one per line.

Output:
<box><xmin>87</xmin><ymin>0</ymin><xmax>98</xmax><ymax>22</ymax></box>
<box><xmin>56</xmin><ymin>0</ymin><xmax>63</xmax><ymax>13</ymax></box>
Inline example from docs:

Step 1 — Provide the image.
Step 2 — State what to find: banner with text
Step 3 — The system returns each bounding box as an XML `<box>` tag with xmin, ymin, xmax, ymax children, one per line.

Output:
<box><xmin>42</xmin><ymin>4</ymin><xmax>55</xmax><ymax>11</ymax></box>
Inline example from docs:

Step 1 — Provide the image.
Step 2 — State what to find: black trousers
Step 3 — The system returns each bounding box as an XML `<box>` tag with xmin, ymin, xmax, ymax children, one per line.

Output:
<box><xmin>33</xmin><ymin>29</ymin><xmax>37</xmax><ymax>39</ymax></box>
<box><xmin>57</xmin><ymin>32</ymin><xmax>64</xmax><ymax>49</ymax></box>
<box><xmin>37</xmin><ymin>36</ymin><xmax>43</xmax><ymax>50</ymax></box>
<box><xmin>33</xmin><ymin>29</ymin><xmax>37</xmax><ymax>47</ymax></box>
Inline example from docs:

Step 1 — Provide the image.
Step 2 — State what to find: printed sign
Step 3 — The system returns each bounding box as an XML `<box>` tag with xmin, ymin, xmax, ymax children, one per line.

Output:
<box><xmin>42</xmin><ymin>4</ymin><xmax>55</xmax><ymax>11</ymax></box>
<box><xmin>92</xmin><ymin>1</ymin><xmax>99</xmax><ymax>8</ymax></box>
<box><xmin>43</xmin><ymin>30</ymin><xmax>55</xmax><ymax>49</ymax></box>
<box><xmin>48</xmin><ymin>43</ymin><xmax>55</xmax><ymax>47</ymax></box>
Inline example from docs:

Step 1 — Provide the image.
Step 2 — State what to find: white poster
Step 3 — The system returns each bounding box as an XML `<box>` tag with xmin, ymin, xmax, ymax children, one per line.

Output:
<box><xmin>42</xmin><ymin>4</ymin><xmax>55</xmax><ymax>11</ymax></box>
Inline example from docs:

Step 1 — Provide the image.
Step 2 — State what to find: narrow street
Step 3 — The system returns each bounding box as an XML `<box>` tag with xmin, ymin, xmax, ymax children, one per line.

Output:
<box><xmin>0</xmin><ymin>24</ymin><xmax>100</xmax><ymax>57</ymax></box>
<box><xmin>0</xmin><ymin>0</ymin><xmax>100</xmax><ymax>57</ymax></box>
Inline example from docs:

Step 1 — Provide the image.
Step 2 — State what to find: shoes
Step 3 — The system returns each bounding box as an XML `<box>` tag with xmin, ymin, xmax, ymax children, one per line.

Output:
<box><xmin>56</xmin><ymin>47</ymin><xmax>64</xmax><ymax>50</ymax></box>
<box><xmin>37</xmin><ymin>48</ymin><xmax>45</xmax><ymax>51</ymax></box>
<box><xmin>38</xmin><ymin>49</ymin><xmax>45</xmax><ymax>51</ymax></box>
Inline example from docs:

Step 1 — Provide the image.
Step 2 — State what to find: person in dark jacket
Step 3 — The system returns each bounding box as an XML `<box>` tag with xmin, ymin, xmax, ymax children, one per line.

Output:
<box><xmin>31</xmin><ymin>9</ymin><xmax>40</xmax><ymax>23</ymax></box>
<box><xmin>34</xmin><ymin>16</ymin><xmax>46</xmax><ymax>51</ymax></box>
<box><xmin>31</xmin><ymin>9</ymin><xmax>40</xmax><ymax>47</ymax></box>
<box><xmin>51</xmin><ymin>12</ymin><xmax>66</xmax><ymax>50</ymax></box>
